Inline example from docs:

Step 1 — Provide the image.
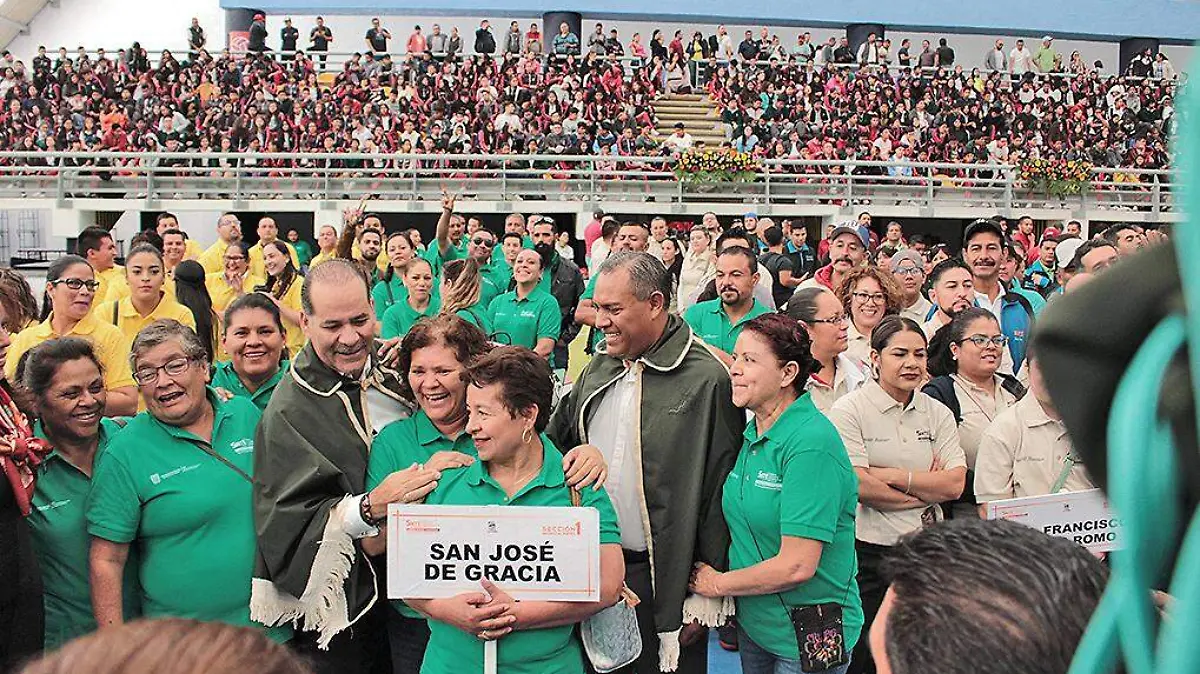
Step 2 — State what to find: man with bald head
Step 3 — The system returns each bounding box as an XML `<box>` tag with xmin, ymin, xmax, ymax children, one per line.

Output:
<box><xmin>249</xmin><ymin>216</ymin><xmax>300</xmax><ymax>278</ymax></box>
<box><xmin>198</xmin><ymin>212</ymin><xmax>244</xmax><ymax>274</ymax></box>
<box><xmin>252</xmin><ymin>259</ymin><xmax>420</xmax><ymax>674</ymax></box>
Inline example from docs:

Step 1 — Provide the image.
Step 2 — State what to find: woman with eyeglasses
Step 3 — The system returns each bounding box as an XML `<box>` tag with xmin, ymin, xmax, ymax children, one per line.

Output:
<box><xmin>94</xmin><ymin>244</ymin><xmax>196</xmax><ymax>343</ymax></box>
<box><xmin>23</xmin><ymin>338</ymin><xmax>141</xmax><ymax>649</ymax></box>
<box><xmin>835</xmin><ymin>267</ymin><xmax>901</xmax><ymax>365</ymax></box>
<box><xmin>439</xmin><ymin>258</ymin><xmax>492</xmax><ymax>334</ymax></box>
<box><xmin>382</xmin><ymin>258</ymin><xmax>437</xmax><ymax>340</ymax></box>
<box><xmin>923</xmin><ymin>308</ymin><xmax>1025</xmax><ymax>520</ymax></box>
<box><xmin>786</xmin><ymin>288</ymin><xmax>869</xmax><ymax>413</ymax></box>
<box><xmin>5</xmin><ymin>255</ymin><xmax>137</xmax><ymax>417</ymax></box>
<box><xmin>254</xmin><ymin>241</ymin><xmax>304</xmax><ymax>357</ymax></box>
<box><xmin>373</xmin><ymin>231</ymin><xmax>424</xmax><ymax>321</ymax></box>
<box><xmin>86</xmin><ymin>319</ymin><xmax>290</xmax><ymax>641</ymax></box>
<box><xmin>488</xmin><ymin>248</ymin><xmax>560</xmax><ymax>362</ymax></box>
<box><xmin>210</xmin><ymin>294</ymin><xmax>288</xmax><ymax>411</ymax></box>
<box><xmin>826</xmin><ymin>316</ymin><xmax>965</xmax><ymax>673</ymax></box>
<box><xmin>205</xmin><ymin>241</ymin><xmax>261</xmax><ymax>318</ymax></box>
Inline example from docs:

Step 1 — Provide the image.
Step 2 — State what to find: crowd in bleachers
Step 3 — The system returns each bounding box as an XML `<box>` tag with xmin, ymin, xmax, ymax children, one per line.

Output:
<box><xmin>0</xmin><ymin>19</ymin><xmax>1178</xmax><ymax>179</ymax></box>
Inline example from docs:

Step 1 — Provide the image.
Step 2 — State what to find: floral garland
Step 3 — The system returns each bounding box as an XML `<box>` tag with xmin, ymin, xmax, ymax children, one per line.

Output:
<box><xmin>1018</xmin><ymin>158</ymin><xmax>1094</xmax><ymax>198</ymax></box>
<box><xmin>673</xmin><ymin>148</ymin><xmax>761</xmax><ymax>184</ymax></box>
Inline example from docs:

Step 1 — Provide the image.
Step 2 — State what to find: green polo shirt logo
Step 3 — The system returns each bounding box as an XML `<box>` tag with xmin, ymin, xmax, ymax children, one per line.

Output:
<box><xmin>754</xmin><ymin>470</ymin><xmax>783</xmax><ymax>491</ymax></box>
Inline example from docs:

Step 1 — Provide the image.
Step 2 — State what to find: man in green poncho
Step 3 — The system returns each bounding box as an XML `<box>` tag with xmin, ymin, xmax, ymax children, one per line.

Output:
<box><xmin>250</xmin><ymin>259</ymin><xmax>440</xmax><ymax>673</ymax></box>
<box><xmin>548</xmin><ymin>252</ymin><xmax>743</xmax><ymax>673</ymax></box>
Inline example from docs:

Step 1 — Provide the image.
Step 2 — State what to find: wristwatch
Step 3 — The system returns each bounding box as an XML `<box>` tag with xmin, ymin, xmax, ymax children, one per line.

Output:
<box><xmin>360</xmin><ymin>492</ymin><xmax>383</xmax><ymax>526</ymax></box>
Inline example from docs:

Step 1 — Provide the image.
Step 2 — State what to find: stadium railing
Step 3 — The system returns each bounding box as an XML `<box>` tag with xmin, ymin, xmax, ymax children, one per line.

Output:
<box><xmin>0</xmin><ymin>152</ymin><xmax>1174</xmax><ymax>214</ymax></box>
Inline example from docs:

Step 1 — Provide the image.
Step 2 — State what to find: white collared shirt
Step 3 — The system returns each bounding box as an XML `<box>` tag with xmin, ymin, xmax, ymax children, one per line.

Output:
<box><xmin>588</xmin><ymin>365</ymin><xmax>648</xmax><ymax>551</ymax></box>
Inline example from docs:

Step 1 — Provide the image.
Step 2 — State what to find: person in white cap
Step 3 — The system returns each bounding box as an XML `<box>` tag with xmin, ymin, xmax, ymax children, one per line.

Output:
<box><xmin>1033</xmin><ymin>36</ymin><xmax>1058</xmax><ymax>73</ymax></box>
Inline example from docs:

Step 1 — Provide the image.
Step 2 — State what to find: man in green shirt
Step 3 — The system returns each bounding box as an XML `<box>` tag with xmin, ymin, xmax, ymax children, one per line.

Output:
<box><xmin>1033</xmin><ymin>36</ymin><xmax>1057</xmax><ymax>72</ymax></box>
<box><xmin>426</xmin><ymin>194</ymin><xmax>469</xmax><ymax>277</ymax></box>
<box><xmin>465</xmin><ymin>226</ymin><xmax>504</xmax><ymax>308</ymax></box>
<box><xmin>287</xmin><ymin>229</ymin><xmax>314</xmax><ymax>268</ymax></box>
<box><xmin>491</xmin><ymin>212</ymin><xmax>533</xmax><ymax>266</ymax></box>
<box><xmin>683</xmin><ymin>246</ymin><xmax>771</xmax><ymax>364</ymax></box>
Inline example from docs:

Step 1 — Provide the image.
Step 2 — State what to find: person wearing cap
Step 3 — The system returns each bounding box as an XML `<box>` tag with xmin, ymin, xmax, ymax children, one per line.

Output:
<box><xmin>891</xmin><ymin>250</ymin><xmax>933</xmax><ymax>323</ymax></box>
<box><xmin>1000</xmin><ymin>242</ymin><xmax>1046</xmax><ymax>316</ymax></box>
<box><xmin>1022</xmin><ymin>229</ymin><xmax>1061</xmax><ymax>297</ymax></box>
<box><xmin>248</xmin><ymin>13</ymin><xmax>268</xmax><ymax>54</ymax></box>
<box><xmin>1033</xmin><ymin>36</ymin><xmax>1057</xmax><ymax>74</ymax></box>
<box><xmin>1049</xmin><ymin>237</ymin><xmax>1085</xmax><ymax>295</ymax></box>
<box><xmin>963</xmin><ymin>220</ymin><xmax>1035</xmax><ymax>376</ymax></box>
<box><xmin>280</xmin><ymin>18</ymin><xmax>299</xmax><ymax>59</ymax></box>
<box><xmin>800</xmin><ymin>225</ymin><xmax>866</xmax><ymax>293</ymax></box>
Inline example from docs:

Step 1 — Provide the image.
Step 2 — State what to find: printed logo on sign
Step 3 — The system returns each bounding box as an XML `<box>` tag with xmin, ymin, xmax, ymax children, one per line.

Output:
<box><xmin>405</xmin><ymin>519</ymin><xmax>441</xmax><ymax>533</ymax></box>
<box><xmin>487</xmin><ymin>521</ymin><xmax>498</xmax><ymax>534</ymax></box>
<box><xmin>754</xmin><ymin>470</ymin><xmax>783</xmax><ymax>491</ymax></box>
<box><xmin>542</xmin><ymin>521</ymin><xmax>583</xmax><ymax>536</ymax></box>
<box><xmin>231</xmin><ymin>438</ymin><xmax>254</xmax><ymax>455</ymax></box>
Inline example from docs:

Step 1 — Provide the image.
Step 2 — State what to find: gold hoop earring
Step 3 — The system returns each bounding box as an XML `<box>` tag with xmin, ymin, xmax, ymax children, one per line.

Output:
<box><xmin>522</xmin><ymin>426</ymin><xmax>533</xmax><ymax>444</ymax></box>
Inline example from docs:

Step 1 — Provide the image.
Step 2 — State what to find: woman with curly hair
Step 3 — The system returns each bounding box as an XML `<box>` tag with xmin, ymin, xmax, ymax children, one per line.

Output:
<box><xmin>835</xmin><ymin>266</ymin><xmax>902</xmax><ymax>364</ymax></box>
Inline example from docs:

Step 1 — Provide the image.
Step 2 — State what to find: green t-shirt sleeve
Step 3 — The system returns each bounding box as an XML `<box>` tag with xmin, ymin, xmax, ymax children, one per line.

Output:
<box><xmin>371</xmin><ymin>281</ymin><xmax>390</xmax><ymax>321</ymax></box>
<box><xmin>381</xmin><ymin>303</ymin><xmax>403</xmax><ymax>339</ymax></box>
<box><xmin>580</xmin><ymin>276</ymin><xmax>597</xmax><ymax>301</ymax></box>
<box><xmin>367</xmin><ymin>422</ymin><xmax>412</xmax><ymax>491</ymax></box>
<box><xmin>682</xmin><ymin>303</ymin><xmax>703</xmax><ymax>329</ymax></box>
<box><xmin>580</xmin><ymin>483</ymin><xmax>621</xmax><ymax>546</ymax></box>
<box><xmin>537</xmin><ymin>296</ymin><xmax>562</xmax><ymax>341</ymax></box>
<box><xmin>85</xmin><ymin>447</ymin><xmax>141</xmax><ymax>544</ymax></box>
<box><xmin>779</xmin><ymin>448</ymin><xmax>842</xmax><ymax>544</ymax></box>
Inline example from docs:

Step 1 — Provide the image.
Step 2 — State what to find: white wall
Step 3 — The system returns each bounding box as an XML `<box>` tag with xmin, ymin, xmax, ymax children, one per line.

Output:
<box><xmin>7</xmin><ymin>0</ymin><xmax>223</xmax><ymax>61</ymax></box>
<box><xmin>5</xmin><ymin>6</ymin><xmax>1192</xmax><ymax>74</ymax></box>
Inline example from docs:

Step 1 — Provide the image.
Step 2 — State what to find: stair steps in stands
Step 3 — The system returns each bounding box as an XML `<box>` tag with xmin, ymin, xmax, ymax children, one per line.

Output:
<box><xmin>652</xmin><ymin>93</ymin><xmax>726</xmax><ymax>147</ymax></box>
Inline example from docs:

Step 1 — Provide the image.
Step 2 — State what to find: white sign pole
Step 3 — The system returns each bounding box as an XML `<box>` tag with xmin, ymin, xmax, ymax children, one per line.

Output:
<box><xmin>484</xmin><ymin>641</ymin><xmax>497</xmax><ymax>674</ymax></box>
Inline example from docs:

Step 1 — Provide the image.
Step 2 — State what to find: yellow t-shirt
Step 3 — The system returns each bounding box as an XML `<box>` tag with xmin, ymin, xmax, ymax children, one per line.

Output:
<box><xmin>198</xmin><ymin>240</ymin><xmax>231</xmax><ymax>275</ymax></box>
<box><xmin>249</xmin><ymin>241</ymin><xmax>300</xmax><ymax>279</ymax></box>
<box><xmin>90</xmin><ymin>266</ymin><xmax>126</xmax><ymax>313</ymax></box>
<box><xmin>265</xmin><ymin>277</ymin><xmax>306</xmax><ymax>357</ymax></box>
<box><xmin>310</xmin><ymin>250</ymin><xmax>337</xmax><ymax>268</ymax></box>
<box><xmin>93</xmin><ymin>294</ymin><xmax>197</xmax><ymax>344</ymax></box>
<box><xmin>205</xmin><ymin>272</ymin><xmax>266</xmax><ymax>315</ymax></box>
<box><xmin>184</xmin><ymin>238</ymin><xmax>204</xmax><ymax>261</ymax></box>
<box><xmin>5</xmin><ymin>313</ymin><xmax>136</xmax><ymax>391</ymax></box>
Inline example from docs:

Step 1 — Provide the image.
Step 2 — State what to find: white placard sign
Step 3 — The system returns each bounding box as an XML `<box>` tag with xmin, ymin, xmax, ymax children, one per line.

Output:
<box><xmin>387</xmin><ymin>504</ymin><xmax>602</xmax><ymax>602</ymax></box>
<box><xmin>986</xmin><ymin>489</ymin><xmax>1122</xmax><ymax>553</ymax></box>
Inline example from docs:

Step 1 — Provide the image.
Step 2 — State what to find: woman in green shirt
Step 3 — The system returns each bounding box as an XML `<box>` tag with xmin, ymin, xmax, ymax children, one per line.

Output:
<box><xmin>85</xmin><ymin>319</ymin><xmax>289</xmax><ymax>641</ymax></box>
<box><xmin>24</xmin><ymin>338</ymin><xmax>140</xmax><ymax>649</ymax></box>
<box><xmin>373</xmin><ymin>230</ymin><xmax>420</xmax><ymax>320</ymax></box>
<box><xmin>365</xmin><ymin>317</ymin><xmax>609</xmax><ymax>673</ymax></box>
<box><xmin>690</xmin><ymin>314</ymin><xmax>862</xmax><ymax>674</ymax></box>
<box><xmin>382</xmin><ymin>258</ymin><xmax>437</xmax><ymax>339</ymax></box>
<box><xmin>487</xmin><ymin>248</ymin><xmax>561</xmax><ymax>362</ymax></box>
<box><xmin>210</xmin><ymin>293</ymin><xmax>289</xmax><ymax>411</ymax></box>
<box><xmin>440</xmin><ymin>258</ymin><xmax>493</xmax><ymax>335</ymax></box>
<box><xmin>402</xmin><ymin>347</ymin><xmax>624</xmax><ymax>674</ymax></box>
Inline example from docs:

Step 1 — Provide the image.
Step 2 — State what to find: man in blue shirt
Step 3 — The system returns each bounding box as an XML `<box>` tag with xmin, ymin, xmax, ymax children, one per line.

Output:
<box><xmin>783</xmin><ymin>220</ymin><xmax>816</xmax><ymax>281</ymax></box>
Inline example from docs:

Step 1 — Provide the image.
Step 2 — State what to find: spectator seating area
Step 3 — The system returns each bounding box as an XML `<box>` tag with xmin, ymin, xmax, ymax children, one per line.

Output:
<box><xmin>0</xmin><ymin>28</ymin><xmax>1177</xmax><ymax>181</ymax></box>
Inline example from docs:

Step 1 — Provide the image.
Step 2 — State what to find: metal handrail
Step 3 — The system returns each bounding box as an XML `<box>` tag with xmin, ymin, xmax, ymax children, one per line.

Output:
<box><xmin>39</xmin><ymin>47</ymin><xmax>1185</xmax><ymax>83</ymax></box>
<box><xmin>0</xmin><ymin>151</ymin><xmax>1172</xmax><ymax>213</ymax></box>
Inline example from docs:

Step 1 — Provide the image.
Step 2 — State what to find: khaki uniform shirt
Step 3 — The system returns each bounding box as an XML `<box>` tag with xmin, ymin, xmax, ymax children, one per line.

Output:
<box><xmin>951</xmin><ymin>374</ymin><xmax>1018</xmax><ymax>470</ymax></box>
<box><xmin>974</xmin><ymin>395</ymin><xmax>1095</xmax><ymax>503</ymax></box>
<box><xmin>829</xmin><ymin>381</ymin><xmax>966</xmax><ymax>546</ymax></box>
<box><xmin>807</xmin><ymin>353</ymin><xmax>870</xmax><ymax>413</ymax></box>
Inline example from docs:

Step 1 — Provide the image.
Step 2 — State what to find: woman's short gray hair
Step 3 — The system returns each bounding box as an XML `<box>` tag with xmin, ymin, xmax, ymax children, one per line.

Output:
<box><xmin>130</xmin><ymin>319</ymin><xmax>208</xmax><ymax>367</ymax></box>
<box><xmin>598</xmin><ymin>252</ymin><xmax>672</xmax><ymax>304</ymax></box>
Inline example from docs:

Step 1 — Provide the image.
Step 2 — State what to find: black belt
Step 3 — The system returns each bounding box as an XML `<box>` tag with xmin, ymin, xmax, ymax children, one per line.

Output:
<box><xmin>623</xmin><ymin>548</ymin><xmax>650</xmax><ymax>564</ymax></box>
